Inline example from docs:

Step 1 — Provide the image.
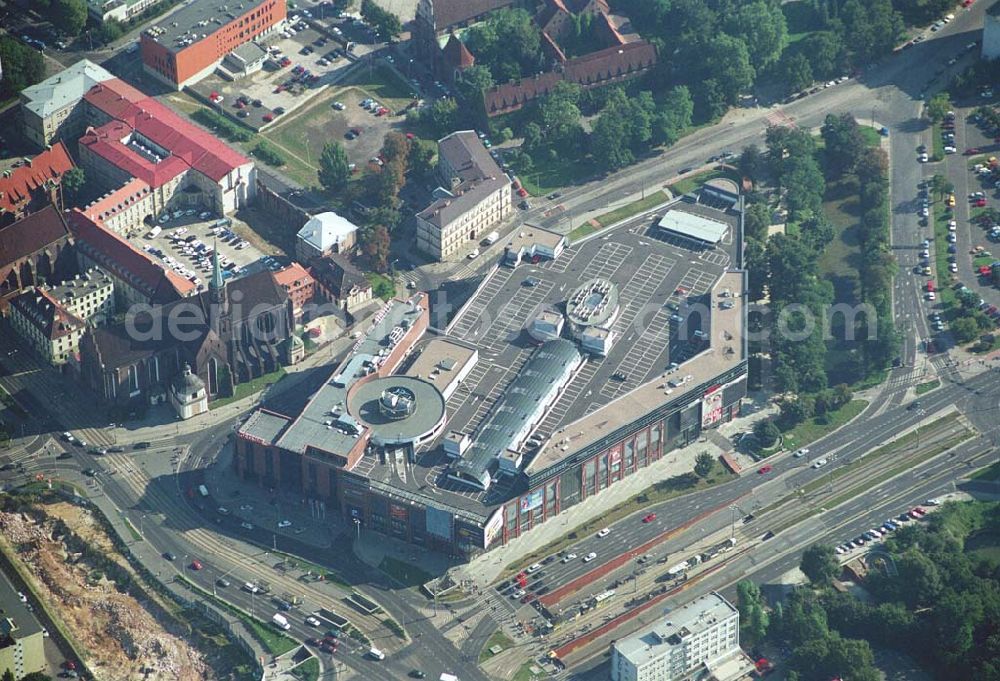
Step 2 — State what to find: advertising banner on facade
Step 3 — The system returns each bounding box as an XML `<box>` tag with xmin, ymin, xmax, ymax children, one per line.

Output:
<box><xmin>701</xmin><ymin>387</ymin><xmax>723</xmax><ymax>428</ymax></box>
<box><xmin>484</xmin><ymin>507</ymin><xmax>504</xmax><ymax>549</ymax></box>
<box><xmin>519</xmin><ymin>488</ymin><xmax>544</xmax><ymax>512</ymax></box>
<box><xmin>390</xmin><ymin>504</ymin><xmax>408</xmax><ymax>521</ymax></box>
<box><xmin>425</xmin><ymin>506</ymin><xmax>453</xmax><ymax>539</ymax></box>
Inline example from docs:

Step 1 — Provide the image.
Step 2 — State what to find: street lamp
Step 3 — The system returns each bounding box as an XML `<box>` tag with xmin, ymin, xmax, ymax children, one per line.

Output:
<box><xmin>353</xmin><ymin>517</ymin><xmax>361</xmax><ymax>541</ymax></box>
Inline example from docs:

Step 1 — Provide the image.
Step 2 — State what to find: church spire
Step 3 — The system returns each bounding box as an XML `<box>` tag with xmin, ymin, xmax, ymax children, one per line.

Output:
<box><xmin>210</xmin><ymin>239</ymin><xmax>224</xmax><ymax>293</ymax></box>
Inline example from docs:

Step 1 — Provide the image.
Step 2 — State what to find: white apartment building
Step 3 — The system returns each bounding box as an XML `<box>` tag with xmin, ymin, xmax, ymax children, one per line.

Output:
<box><xmin>8</xmin><ymin>269</ymin><xmax>115</xmax><ymax>365</ymax></box>
<box><xmin>416</xmin><ymin>131</ymin><xmax>512</xmax><ymax>260</ymax></box>
<box><xmin>47</xmin><ymin>268</ymin><xmax>116</xmax><ymax>325</ymax></box>
<box><xmin>610</xmin><ymin>593</ymin><xmax>744</xmax><ymax>681</ymax></box>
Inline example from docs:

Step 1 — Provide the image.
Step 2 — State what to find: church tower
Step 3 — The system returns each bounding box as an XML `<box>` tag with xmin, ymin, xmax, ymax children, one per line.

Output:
<box><xmin>208</xmin><ymin>241</ymin><xmax>228</xmax><ymax>335</ymax></box>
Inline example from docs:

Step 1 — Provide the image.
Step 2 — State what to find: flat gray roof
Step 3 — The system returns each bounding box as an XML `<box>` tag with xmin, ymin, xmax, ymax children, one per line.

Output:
<box><xmin>349</xmin><ymin>376</ymin><xmax>446</xmax><ymax>446</ymax></box>
<box><xmin>143</xmin><ymin>0</ymin><xmax>275</xmax><ymax>55</ymax></box>
<box><xmin>614</xmin><ymin>592</ymin><xmax>738</xmax><ymax>668</ymax></box>
<box><xmin>0</xmin><ymin>570</ymin><xmax>43</xmax><ymax>639</ymax></box>
<box><xmin>657</xmin><ymin>210</ymin><xmax>728</xmax><ymax>244</ymax></box>
<box><xmin>566</xmin><ymin>278</ymin><xmax>619</xmax><ymax>328</ymax></box>
<box><xmin>241</xmin><ymin>296</ymin><xmax>427</xmax><ymax>456</ymax></box>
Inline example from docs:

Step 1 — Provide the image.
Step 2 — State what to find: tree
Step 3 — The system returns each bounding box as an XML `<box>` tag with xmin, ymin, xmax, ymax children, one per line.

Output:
<box><xmin>2</xmin><ymin>669</ymin><xmax>14</xmax><ymax>681</ymax></box>
<box><xmin>652</xmin><ymin>86</ymin><xmax>694</xmax><ymax>146</ymax></box>
<box><xmin>19</xmin><ymin>674</ymin><xmax>53</xmax><ymax>681</ymax></box>
<box><xmin>744</xmin><ymin>202</ymin><xmax>772</xmax><ymax>242</ymax></box>
<box><xmin>408</xmin><ymin>143</ymin><xmax>435</xmax><ymax>180</ymax></box>
<box><xmin>591</xmin><ymin>111</ymin><xmax>633</xmax><ymax>172</ymax></box>
<box><xmin>952</xmin><ymin>316</ymin><xmax>980</xmax><ymax>344</ymax></box>
<box><xmin>687</xmin><ymin>35</ymin><xmax>755</xmax><ymax>106</ymax></box>
<box><xmin>463</xmin><ymin>8</ymin><xmax>543</xmax><ymax>82</ymax></box>
<box><xmin>926</xmin><ymin>92</ymin><xmax>952</xmax><ymax>124</ymax></box>
<box><xmin>777</xmin><ymin>52</ymin><xmax>814</xmax><ymax>96</ymax></box>
<box><xmin>694</xmin><ymin>452</ymin><xmax>714</xmax><ymax>478</ymax></box>
<box><xmin>318</xmin><ymin>142</ymin><xmax>351</xmax><ymax>194</ymax></box>
<box><xmin>455</xmin><ymin>64</ymin><xmax>494</xmax><ymax>103</ymax></box>
<box><xmin>839</xmin><ymin>0</ymin><xmax>903</xmax><ymax>63</ymax></box>
<box><xmin>52</xmin><ymin>0</ymin><xmax>87</xmax><ymax>37</ymax></box>
<box><xmin>739</xmin><ymin>144</ymin><xmax>764</xmax><ymax>182</ymax></box>
<box><xmin>537</xmin><ymin>82</ymin><xmax>583</xmax><ymax>152</ymax></box>
<box><xmin>359</xmin><ymin>224</ymin><xmax>391</xmax><ymax>272</ymax></box>
<box><xmin>753</xmin><ymin>419</ymin><xmax>781</xmax><ymax>448</ymax></box>
<box><xmin>821</xmin><ymin>113</ymin><xmax>864</xmax><ymax>178</ymax></box>
<box><xmin>360</xmin><ymin>0</ymin><xmax>402</xmax><ymax>39</ymax></box>
<box><xmin>95</xmin><ymin>18</ymin><xmax>126</xmax><ymax>45</ymax></box>
<box><xmin>725</xmin><ymin>0</ymin><xmax>788</xmax><ymax>72</ymax></box>
<box><xmin>0</xmin><ymin>37</ymin><xmax>46</xmax><ymax>99</ymax></box>
<box><xmin>801</xmin><ymin>544</ymin><xmax>840</xmax><ymax>583</ymax></box>
<box><xmin>806</xmin><ymin>32</ymin><xmax>847</xmax><ymax>80</ymax></box>
<box><xmin>931</xmin><ymin>174</ymin><xmax>954</xmax><ymax>200</ymax></box>
<box><xmin>61</xmin><ymin>167</ymin><xmax>85</xmax><ymax>207</ymax></box>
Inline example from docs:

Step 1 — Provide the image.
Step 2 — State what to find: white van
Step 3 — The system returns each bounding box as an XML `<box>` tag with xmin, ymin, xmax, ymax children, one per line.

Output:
<box><xmin>272</xmin><ymin>613</ymin><xmax>291</xmax><ymax>630</ymax></box>
<box><xmin>369</xmin><ymin>647</ymin><xmax>385</xmax><ymax>660</ymax></box>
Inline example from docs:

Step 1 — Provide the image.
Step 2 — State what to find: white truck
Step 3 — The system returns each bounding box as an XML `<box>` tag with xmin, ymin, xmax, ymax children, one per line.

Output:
<box><xmin>368</xmin><ymin>647</ymin><xmax>385</xmax><ymax>660</ymax></box>
<box><xmin>271</xmin><ymin>613</ymin><xmax>291</xmax><ymax>630</ymax></box>
<box><xmin>482</xmin><ymin>230</ymin><xmax>500</xmax><ymax>246</ymax></box>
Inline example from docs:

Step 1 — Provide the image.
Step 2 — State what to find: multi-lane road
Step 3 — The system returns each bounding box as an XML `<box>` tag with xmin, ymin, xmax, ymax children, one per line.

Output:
<box><xmin>3</xmin><ymin>2</ymin><xmax>1000</xmax><ymax>679</ymax></box>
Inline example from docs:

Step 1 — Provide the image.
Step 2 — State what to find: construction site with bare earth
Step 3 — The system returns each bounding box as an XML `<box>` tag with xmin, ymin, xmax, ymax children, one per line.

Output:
<box><xmin>0</xmin><ymin>496</ymin><xmax>253</xmax><ymax>681</ymax></box>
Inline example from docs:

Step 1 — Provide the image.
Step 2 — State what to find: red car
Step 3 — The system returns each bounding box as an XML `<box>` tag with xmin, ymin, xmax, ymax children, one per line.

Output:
<box><xmin>965</xmin><ymin>147</ymin><xmax>981</xmax><ymax>155</ymax></box>
<box><xmin>757</xmin><ymin>465</ymin><xmax>773</xmax><ymax>475</ymax></box>
<box><xmin>517</xmin><ymin>187</ymin><xmax>529</xmax><ymax>198</ymax></box>
<box><xmin>912</xmin><ymin>506</ymin><xmax>927</xmax><ymax>516</ymax></box>
<box><xmin>190</xmin><ymin>560</ymin><xmax>203</xmax><ymax>570</ymax></box>
<box><xmin>263</xmin><ymin>113</ymin><xmax>274</xmax><ymax>122</ymax></box>
<box><xmin>405</xmin><ymin>132</ymin><xmax>415</xmax><ymax>139</ymax></box>
<box><xmin>642</xmin><ymin>513</ymin><xmax>657</xmax><ymax>523</ymax></box>
<box><xmin>964</xmin><ymin>0</ymin><xmax>974</xmax><ymax>6</ymax></box>
<box><xmin>976</xmin><ymin>198</ymin><xmax>988</xmax><ymax>207</ymax></box>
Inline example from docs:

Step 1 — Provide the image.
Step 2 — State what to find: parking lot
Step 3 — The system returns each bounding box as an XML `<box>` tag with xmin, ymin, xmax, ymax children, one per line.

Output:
<box><xmin>134</xmin><ymin>213</ymin><xmax>268</xmax><ymax>291</ymax></box>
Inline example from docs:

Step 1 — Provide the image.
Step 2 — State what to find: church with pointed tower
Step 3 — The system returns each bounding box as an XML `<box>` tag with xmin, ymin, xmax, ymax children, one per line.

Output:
<box><xmin>78</xmin><ymin>244</ymin><xmax>298</xmax><ymax>418</ymax></box>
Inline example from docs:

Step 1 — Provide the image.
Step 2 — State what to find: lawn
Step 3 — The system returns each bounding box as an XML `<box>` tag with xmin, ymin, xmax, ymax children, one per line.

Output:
<box><xmin>518</xmin><ymin>151</ymin><xmax>599</xmax><ymax>196</ymax></box>
<box><xmin>479</xmin><ymin>630</ymin><xmax>515</xmax><ymax>663</ymax></box>
<box><xmin>858</xmin><ymin>126</ymin><xmax>883</xmax><ymax>147</ymax></box>
<box><xmin>367</xmin><ymin>272</ymin><xmax>395</xmax><ymax>300</ymax></box>
<box><xmin>932</xmin><ymin>123</ymin><xmax>945</xmax><ymax>162</ymax></box>
<box><xmin>594</xmin><ymin>191</ymin><xmax>669</xmax><ymax>228</ymax></box>
<box><xmin>343</xmin><ymin>64</ymin><xmax>416</xmax><ymax>107</ymax></box>
<box><xmin>209</xmin><ymin>368</ymin><xmax>286</xmax><ymax>410</ymax></box>
<box><xmin>915</xmin><ymin>379</ymin><xmax>941</xmax><ymax>395</ymax></box>
<box><xmin>510</xmin><ymin>660</ymin><xmax>547</xmax><ymax>681</ymax></box>
<box><xmin>270</xmin><ymin>550</ymin><xmax>351</xmax><ymax>589</ymax></box>
<box><xmin>931</xmin><ymin>204</ymin><xmax>958</xmax><ymax>310</ymax></box>
<box><xmin>971</xmin><ymin>460</ymin><xmax>1000</xmax><ymax>481</ymax></box>
<box><xmin>291</xmin><ymin>657</ymin><xmax>319</xmax><ymax>681</ymax></box>
<box><xmin>782</xmin><ymin>1</ymin><xmax>825</xmax><ymax>44</ymax></box>
<box><xmin>500</xmin><ymin>461</ymin><xmax>734</xmax><ymax>580</ymax></box>
<box><xmin>378</xmin><ymin>556</ymin><xmax>432</xmax><ymax>588</ymax></box>
<box><xmin>669</xmin><ymin>168</ymin><xmax>737</xmax><ymax>196</ymax></box>
<box><xmin>779</xmin><ymin>400</ymin><xmax>868</xmax><ymax>452</ymax></box>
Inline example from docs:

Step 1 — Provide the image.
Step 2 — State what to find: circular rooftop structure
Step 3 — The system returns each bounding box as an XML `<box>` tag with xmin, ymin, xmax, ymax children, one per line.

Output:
<box><xmin>348</xmin><ymin>376</ymin><xmax>446</xmax><ymax>447</ymax></box>
<box><xmin>566</xmin><ymin>278</ymin><xmax>620</xmax><ymax>328</ymax></box>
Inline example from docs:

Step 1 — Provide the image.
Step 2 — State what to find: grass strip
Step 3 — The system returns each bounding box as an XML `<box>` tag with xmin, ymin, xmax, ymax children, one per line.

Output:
<box><xmin>176</xmin><ymin>575</ymin><xmax>298</xmax><ymax>656</ymax></box>
<box><xmin>479</xmin><ymin>630</ymin><xmax>516</xmax><ymax>663</ymax></box>
<box><xmin>915</xmin><ymin>379</ymin><xmax>941</xmax><ymax>395</ymax></box>
<box><xmin>593</xmin><ymin>191</ymin><xmax>669</xmax><ymax>228</ymax></box>
<box><xmin>971</xmin><ymin>460</ymin><xmax>1000</xmax><ymax>481</ymax></box>
<box><xmin>291</xmin><ymin>656</ymin><xmax>320</xmax><ymax>681</ymax></box>
<box><xmin>779</xmin><ymin>400</ymin><xmax>868</xmax><ymax>451</ymax></box>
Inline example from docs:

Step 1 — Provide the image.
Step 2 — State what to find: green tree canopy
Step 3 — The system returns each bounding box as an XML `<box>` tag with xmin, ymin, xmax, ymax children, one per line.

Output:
<box><xmin>694</xmin><ymin>452</ymin><xmax>714</xmax><ymax>478</ymax></box>
<box><xmin>52</xmin><ymin>0</ymin><xmax>88</xmax><ymax>37</ymax></box>
<box><xmin>360</xmin><ymin>0</ymin><xmax>402</xmax><ymax>39</ymax></box>
<box><xmin>801</xmin><ymin>544</ymin><xmax>840</xmax><ymax>583</ymax></box>
<box><xmin>925</xmin><ymin>92</ymin><xmax>952</xmax><ymax>124</ymax></box>
<box><xmin>318</xmin><ymin>142</ymin><xmax>351</xmax><ymax>195</ymax></box>
<box><xmin>0</xmin><ymin>37</ymin><xmax>45</xmax><ymax>98</ymax></box>
<box><xmin>464</xmin><ymin>8</ymin><xmax>543</xmax><ymax>82</ymax></box>
<box><xmin>725</xmin><ymin>0</ymin><xmax>788</xmax><ymax>71</ymax></box>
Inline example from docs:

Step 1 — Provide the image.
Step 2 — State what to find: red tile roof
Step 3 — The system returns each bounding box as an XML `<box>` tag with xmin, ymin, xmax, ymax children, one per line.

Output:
<box><xmin>80</xmin><ymin>120</ymin><xmax>191</xmax><ymax>188</ymax></box>
<box><xmin>484</xmin><ymin>40</ymin><xmax>656</xmax><ymax>116</ymax></box>
<box><xmin>273</xmin><ymin>262</ymin><xmax>314</xmax><ymax>290</ymax></box>
<box><xmin>83</xmin><ymin>177</ymin><xmax>153</xmax><ymax>224</ymax></box>
<box><xmin>442</xmin><ymin>34</ymin><xmax>476</xmax><ymax>70</ymax></box>
<box><xmin>0</xmin><ymin>142</ymin><xmax>75</xmax><ymax>214</ymax></box>
<box><xmin>66</xmin><ymin>209</ymin><xmax>196</xmax><ymax>302</ymax></box>
<box><xmin>81</xmin><ymin>79</ymin><xmax>251</xmax><ymax>185</ymax></box>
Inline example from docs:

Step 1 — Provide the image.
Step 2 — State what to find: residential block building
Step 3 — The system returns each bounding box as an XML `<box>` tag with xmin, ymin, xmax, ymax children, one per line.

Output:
<box><xmin>18</xmin><ymin>59</ymin><xmax>115</xmax><ymax>148</ymax></box>
<box><xmin>610</xmin><ymin>593</ymin><xmax>745</xmax><ymax>681</ymax></box>
<box><xmin>295</xmin><ymin>212</ymin><xmax>358</xmax><ymax>263</ymax></box>
<box><xmin>0</xmin><ymin>141</ymin><xmax>75</xmax><ymax>226</ymax></box>
<box><xmin>140</xmin><ymin>0</ymin><xmax>286</xmax><ymax>89</ymax></box>
<box><xmin>309</xmin><ymin>253</ymin><xmax>373</xmax><ymax>316</ymax></box>
<box><xmin>88</xmin><ymin>0</ymin><xmax>165</xmax><ymax>24</ymax></box>
<box><xmin>416</xmin><ymin>131</ymin><xmax>511</xmax><ymax>260</ymax></box>
<box><xmin>272</xmin><ymin>262</ymin><xmax>315</xmax><ymax>323</ymax></box>
<box><xmin>0</xmin><ymin>573</ymin><xmax>45</xmax><ymax>680</ymax></box>
<box><xmin>9</xmin><ymin>287</ymin><xmax>87</xmax><ymax>365</ymax></box>
<box><xmin>46</xmin><ymin>267</ymin><xmax>116</xmax><ymax>326</ymax></box>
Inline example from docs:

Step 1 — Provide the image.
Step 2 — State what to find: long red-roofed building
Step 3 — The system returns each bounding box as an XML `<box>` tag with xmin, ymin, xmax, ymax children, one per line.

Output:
<box><xmin>78</xmin><ymin>78</ymin><xmax>255</xmax><ymax>228</ymax></box>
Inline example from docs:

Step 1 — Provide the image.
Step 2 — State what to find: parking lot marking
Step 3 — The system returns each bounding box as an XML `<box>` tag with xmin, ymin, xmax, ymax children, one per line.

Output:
<box><xmin>583</xmin><ymin>242</ymin><xmax>633</xmax><ymax>281</ymax></box>
<box><xmin>534</xmin><ymin>358</ymin><xmax>603</xmax><ymax>436</ymax></box>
